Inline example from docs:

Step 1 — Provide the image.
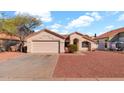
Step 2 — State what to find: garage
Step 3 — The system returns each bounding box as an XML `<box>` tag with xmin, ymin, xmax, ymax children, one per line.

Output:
<box><xmin>31</xmin><ymin>40</ymin><xmax>60</xmax><ymax>53</ymax></box>
<box><xmin>26</xmin><ymin>29</ymin><xmax>65</xmax><ymax>53</ymax></box>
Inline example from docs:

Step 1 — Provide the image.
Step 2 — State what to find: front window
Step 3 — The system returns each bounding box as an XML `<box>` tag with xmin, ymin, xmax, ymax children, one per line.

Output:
<box><xmin>82</xmin><ymin>41</ymin><xmax>89</xmax><ymax>47</ymax></box>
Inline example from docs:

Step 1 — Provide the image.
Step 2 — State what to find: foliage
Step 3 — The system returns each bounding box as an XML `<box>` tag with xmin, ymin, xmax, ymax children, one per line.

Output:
<box><xmin>68</xmin><ymin>44</ymin><xmax>78</xmax><ymax>53</ymax></box>
<box><xmin>0</xmin><ymin>12</ymin><xmax>42</xmax><ymax>52</ymax></box>
<box><xmin>0</xmin><ymin>13</ymin><xmax>42</xmax><ymax>35</ymax></box>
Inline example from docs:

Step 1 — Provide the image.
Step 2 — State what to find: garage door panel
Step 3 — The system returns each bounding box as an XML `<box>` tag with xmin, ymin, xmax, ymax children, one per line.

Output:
<box><xmin>32</xmin><ymin>41</ymin><xmax>59</xmax><ymax>53</ymax></box>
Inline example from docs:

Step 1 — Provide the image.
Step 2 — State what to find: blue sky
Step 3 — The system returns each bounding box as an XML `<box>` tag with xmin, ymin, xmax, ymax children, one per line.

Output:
<box><xmin>1</xmin><ymin>11</ymin><xmax>124</xmax><ymax>36</ymax></box>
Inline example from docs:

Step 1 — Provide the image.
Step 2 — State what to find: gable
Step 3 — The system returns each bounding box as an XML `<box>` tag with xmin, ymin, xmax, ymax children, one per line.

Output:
<box><xmin>96</xmin><ymin>27</ymin><xmax>124</xmax><ymax>39</ymax></box>
<box><xmin>26</xmin><ymin>29</ymin><xmax>65</xmax><ymax>40</ymax></box>
<box><xmin>70</xmin><ymin>32</ymin><xmax>96</xmax><ymax>43</ymax></box>
<box><xmin>70</xmin><ymin>33</ymin><xmax>82</xmax><ymax>39</ymax></box>
<box><xmin>27</xmin><ymin>30</ymin><xmax>65</xmax><ymax>42</ymax></box>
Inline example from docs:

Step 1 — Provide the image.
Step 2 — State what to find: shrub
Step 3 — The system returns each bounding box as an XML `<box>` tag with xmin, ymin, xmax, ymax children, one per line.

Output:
<box><xmin>68</xmin><ymin>44</ymin><xmax>78</xmax><ymax>53</ymax></box>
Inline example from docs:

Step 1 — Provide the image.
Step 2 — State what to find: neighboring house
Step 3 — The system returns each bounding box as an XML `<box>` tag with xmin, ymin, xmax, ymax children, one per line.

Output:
<box><xmin>95</xmin><ymin>27</ymin><xmax>124</xmax><ymax>50</ymax></box>
<box><xmin>0</xmin><ymin>32</ymin><xmax>19</xmax><ymax>51</ymax></box>
<box><xmin>26</xmin><ymin>29</ymin><xmax>97</xmax><ymax>53</ymax></box>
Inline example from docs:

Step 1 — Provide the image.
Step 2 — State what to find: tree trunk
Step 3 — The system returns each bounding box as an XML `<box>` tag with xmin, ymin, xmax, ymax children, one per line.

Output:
<box><xmin>19</xmin><ymin>41</ymin><xmax>24</xmax><ymax>52</ymax></box>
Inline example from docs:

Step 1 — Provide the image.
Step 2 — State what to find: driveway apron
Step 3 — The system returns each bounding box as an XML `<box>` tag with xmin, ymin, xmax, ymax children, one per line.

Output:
<box><xmin>0</xmin><ymin>53</ymin><xmax>58</xmax><ymax>80</ymax></box>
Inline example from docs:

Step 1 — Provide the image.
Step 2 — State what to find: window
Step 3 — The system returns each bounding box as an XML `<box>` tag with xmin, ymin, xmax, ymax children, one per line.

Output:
<box><xmin>82</xmin><ymin>41</ymin><xmax>89</xmax><ymax>47</ymax></box>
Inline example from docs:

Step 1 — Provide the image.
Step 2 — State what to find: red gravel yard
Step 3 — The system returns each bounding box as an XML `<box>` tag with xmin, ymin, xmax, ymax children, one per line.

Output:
<box><xmin>53</xmin><ymin>51</ymin><xmax>124</xmax><ymax>78</ymax></box>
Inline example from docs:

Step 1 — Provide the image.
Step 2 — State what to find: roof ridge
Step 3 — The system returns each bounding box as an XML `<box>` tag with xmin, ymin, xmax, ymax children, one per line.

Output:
<box><xmin>26</xmin><ymin>29</ymin><xmax>65</xmax><ymax>40</ymax></box>
<box><xmin>95</xmin><ymin>27</ymin><xmax>124</xmax><ymax>39</ymax></box>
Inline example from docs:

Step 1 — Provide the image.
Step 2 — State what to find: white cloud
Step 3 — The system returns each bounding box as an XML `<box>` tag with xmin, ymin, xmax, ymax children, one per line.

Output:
<box><xmin>60</xmin><ymin>30</ymin><xmax>69</xmax><ymax>35</ymax></box>
<box><xmin>98</xmin><ymin>31</ymin><xmax>107</xmax><ymax>35</ymax></box>
<box><xmin>86</xmin><ymin>12</ymin><xmax>102</xmax><ymax>21</ymax></box>
<box><xmin>98</xmin><ymin>25</ymin><xmax>114</xmax><ymax>35</ymax></box>
<box><xmin>50</xmin><ymin>28</ymin><xmax>69</xmax><ymax>35</ymax></box>
<box><xmin>15</xmin><ymin>11</ymin><xmax>52</xmax><ymax>22</ymax></box>
<box><xmin>47</xmin><ymin>23</ymin><xmax>69</xmax><ymax>34</ymax></box>
<box><xmin>47</xmin><ymin>23</ymin><xmax>63</xmax><ymax>33</ymax></box>
<box><xmin>105</xmin><ymin>25</ymin><xmax>114</xmax><ymax>30</ymax></box>
<box><xmin>50</xmin><ymin>23</ymin><xmax>62</xmax><ymax>29</ymax></box>
<box><xmin>50</xmin><ymin>29</ymin><xmax>59</xmax><ymax>33</ymax></box>
<box><xmin>66</xmin><ymin>15</ymin><xmax>94</xmax><ymax>29</ymax></box>
<box><xmin>118</xmin><ymin>13</ymin><xmax>124</xmax><ymax>21</ymax></box>
<box><xmin>97</xmin><ymin>25</ymin><xmax>114</xmax><ymax>35</ymax></box>
<box><xmin>85</xmin><ymin>32</ymin><xmax>94</xmax><ymax>36</ymax></box>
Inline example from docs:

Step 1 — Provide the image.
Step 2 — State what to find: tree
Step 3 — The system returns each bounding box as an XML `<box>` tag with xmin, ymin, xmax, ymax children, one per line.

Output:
<box><xmin>14</xmin><ymin>14</ymin><xmax>42</xmax><ymax>52</ymax></box>
<box><xmin>0</xmin><ymin>13</ymin><xmax>42</xmax><ymax>52</ymax></box>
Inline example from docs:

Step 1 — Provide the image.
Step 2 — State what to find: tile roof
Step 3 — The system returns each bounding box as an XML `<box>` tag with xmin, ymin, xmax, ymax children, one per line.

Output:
<box><xmin>69</xmin><ymin>32</ymin><xmax>96</xmax><ymax>43</ymax></box>
<box><xmin>26</xmin><ymin>29</ymin><xmax>96</xmax><ymax>43</ymax></box>
<box><xmin>0</xmin><ymin>32</ymin><xmax>19</xmax><ymax>40</ymax></box>
<box><xmin>62</xmin><ymin>35</ymin><xmax>69</xmax><ymax>39</ymax></box>
<box><xmin>95</xmin><ymin>27</ymin><xmax>124</xmax><ymax>39</ymax></box>
<box><xmin>25</xmin><ymin>29</ymin><xmax>65</xmax><ymax>40</ymax></box>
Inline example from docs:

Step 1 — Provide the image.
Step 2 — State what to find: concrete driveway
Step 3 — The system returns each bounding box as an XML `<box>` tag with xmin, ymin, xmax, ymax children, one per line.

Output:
<box><xmin>0</xmin><ymin>53</ymin><xmax>58</xmax><ymax>80</ymax></box>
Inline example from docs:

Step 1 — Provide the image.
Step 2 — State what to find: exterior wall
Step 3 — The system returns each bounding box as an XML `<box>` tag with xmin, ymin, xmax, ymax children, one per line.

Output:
<box><xmin>111</xmin><ymin>32</ymin><xmax>124</xmax><ymax>42</ymax></box>
<box><xmin>27</xmin><ymin>31</ymin><xmax>65</xmax><ymax>53</ymax></box>
<box><xmin>97</xmin><ymin>38</ymin><xmax>110</xmax><ymax>50</ymax></box>
<box><xmin>97</xmin><ymin>32</ymin><xmax>124</xmax><ymax>50</ymax></box>
<box><xmin>109</xmin><ymin>32</ymin><xmax>124</xmax><ymax>50</ymax></box>
<box><xmin>91</xmin><ymin>42</ymin><xmax>98</xmax><ymax>50</ymax></box>
<box><xmin>70</xmin><ymin>33</ymin><xmax>97</xmax><ymax>51</ymax></box>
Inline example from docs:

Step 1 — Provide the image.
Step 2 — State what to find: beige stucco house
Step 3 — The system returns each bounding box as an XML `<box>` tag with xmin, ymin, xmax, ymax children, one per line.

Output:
<box><xmin>26</xmin><ymin>29</ymin><xmax>97</xmax><ymax>53</ymax></box>
<box><xmin>66</xmin><ymin>32</ymin><xmax>97</xmax><ymax>52</ymax></box>
<box><xmin>26</xmin><ymin>29</ymin><xmax>65</xmax><ymax>53</ymax></box>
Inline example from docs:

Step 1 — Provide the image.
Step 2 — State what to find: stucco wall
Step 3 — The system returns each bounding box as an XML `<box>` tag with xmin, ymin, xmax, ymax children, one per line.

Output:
<box><xmin>97</xmin><ymin>38</ymin><xmax>109</xmax><ymax>50</ymax></box>
<box><xmin>27</xmin><ymin>31</ymin><xmax>65</xmax><ymax>53</ymax></box>
<box><xmin>70</xmin><ymin>33</ymin><xmax>97</xmax><ymax>51</ymax></box>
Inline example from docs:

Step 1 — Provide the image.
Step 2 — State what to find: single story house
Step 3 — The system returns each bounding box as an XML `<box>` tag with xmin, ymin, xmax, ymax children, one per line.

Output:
<box><xmin>0</xmin><ymin>32</ymin><xmax>20</xmax><ymax>51</ymax></box>
<box><xmin>26</xmin><ymin>29</ymin><xmax>97</xmax><ymax>53</ymax></box>
<box><xmin>95</xmin><ymin>27</ymin><xmax>124</xmax><ymax>50</ymax></box>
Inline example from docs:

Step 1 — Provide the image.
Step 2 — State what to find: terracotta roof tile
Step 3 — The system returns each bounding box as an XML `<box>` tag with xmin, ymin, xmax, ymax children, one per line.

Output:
<box><xmin>95</xmin><ymin>27</ymin><xmax>124</xmax><ymax>39</ymax></box>
<box><xmin>0</xmin><ymin>32</ymin><xmax>19</xmax><ymax>40</ymax></box>
<box><xmin>26</xmin><ymin>29</ymin><xmax>65</xmax><ymax>40</ymax></box>
<box><xmin>69</xmin><ymin>32</ymin><xmax>96</xmax><ymax>43</ymax></box>
<box><xmin>62</xmin><ymin>35</ymin><xmax>69</xmax><ymax>39</ymax></box>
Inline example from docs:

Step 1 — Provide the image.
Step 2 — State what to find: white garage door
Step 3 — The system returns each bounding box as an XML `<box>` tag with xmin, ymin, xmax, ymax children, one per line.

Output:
<box><xmin>31</xmin><ymin>41</ymin><xmax>59</xmax><ymax>53</ymax></box>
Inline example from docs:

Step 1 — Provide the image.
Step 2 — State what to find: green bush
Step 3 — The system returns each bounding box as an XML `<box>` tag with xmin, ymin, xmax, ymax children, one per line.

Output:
<box><xmin>68</xmin><ymin>44</ymin><xmax>78</xmax><ymax>53</ymax></box>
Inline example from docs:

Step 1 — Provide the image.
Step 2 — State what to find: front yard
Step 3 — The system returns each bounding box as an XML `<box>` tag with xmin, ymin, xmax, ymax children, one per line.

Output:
<box><xmin>1</xmin><ymin>51</ymin><xmax>124</xmax><ymax>80</ymax></box>
<box><xmin>53</xmin><ymin>51</ymin><xmax>124</xmax><ymax>78</ymax></box>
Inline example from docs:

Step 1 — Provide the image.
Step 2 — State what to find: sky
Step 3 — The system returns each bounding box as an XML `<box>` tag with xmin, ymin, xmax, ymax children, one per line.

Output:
<box><xmin>1</xmin><ymin>11</ymin><xmax>124</xmax><ymax>36</ymax></box>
